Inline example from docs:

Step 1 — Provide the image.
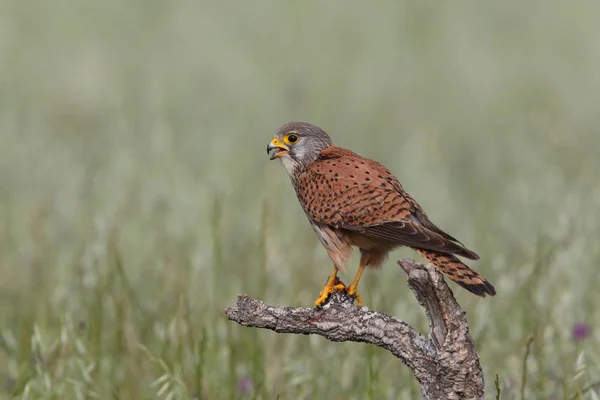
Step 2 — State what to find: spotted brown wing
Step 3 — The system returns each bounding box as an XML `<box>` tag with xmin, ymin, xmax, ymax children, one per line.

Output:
<box><xmin>294</xmin><ymin>146</ymin><xmax>479</xmax><ymax>260</ymax></box>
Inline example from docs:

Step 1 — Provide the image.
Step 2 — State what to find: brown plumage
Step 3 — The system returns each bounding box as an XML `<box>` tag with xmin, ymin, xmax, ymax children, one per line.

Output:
<box><xmin>267</xmin><ymin>122</ymin><xmax>495</xmax><ymax>307</ymax></box>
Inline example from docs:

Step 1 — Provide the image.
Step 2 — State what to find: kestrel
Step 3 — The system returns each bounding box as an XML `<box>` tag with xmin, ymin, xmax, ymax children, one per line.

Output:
<box><xmin>267</xmin><ymin>122</ymin><xmax>496</xmax><ymax>307</ymax></box>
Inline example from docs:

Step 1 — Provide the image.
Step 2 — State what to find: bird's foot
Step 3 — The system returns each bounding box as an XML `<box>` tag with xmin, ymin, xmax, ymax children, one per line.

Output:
<box><xmin>346</xmin><ymin>285</ymin><xmax>363</xmax><ymax>307</ymax></box>
<box><xmin>314</xmin><ymin>276</ymin><xmax>347</xmax><ymax>307</ymax></box>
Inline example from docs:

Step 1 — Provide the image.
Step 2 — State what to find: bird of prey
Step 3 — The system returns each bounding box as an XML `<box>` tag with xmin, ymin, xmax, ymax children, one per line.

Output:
<box><xmin>267</xmin><ymin>122</ymin><xmax>496</xmax><ymax>307</ymax></box>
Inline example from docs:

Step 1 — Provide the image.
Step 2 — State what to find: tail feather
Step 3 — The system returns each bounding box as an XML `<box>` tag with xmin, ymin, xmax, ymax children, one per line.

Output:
<box><xmin>413</xmin><ymin>248</ymin><xmax>496</xmax><ymax>297</ymax></box>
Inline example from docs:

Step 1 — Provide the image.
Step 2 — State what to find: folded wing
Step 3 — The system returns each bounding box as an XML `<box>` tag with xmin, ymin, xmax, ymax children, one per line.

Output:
<box><xmin>295</xmin><ymin>146</ymin><xmax>479</xmax><ymax>260</ymax></box>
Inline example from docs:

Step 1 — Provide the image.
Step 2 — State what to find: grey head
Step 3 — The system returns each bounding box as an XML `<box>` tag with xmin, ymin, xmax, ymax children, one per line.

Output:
<box><xmin>266</xmin><ymin>121</ymin><xmax>333</xmax><ymax>175</ymax></box>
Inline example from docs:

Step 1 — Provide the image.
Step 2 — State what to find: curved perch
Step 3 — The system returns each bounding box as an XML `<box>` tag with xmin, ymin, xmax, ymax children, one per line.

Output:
<box><xmin>225</xmin><ymin>259</ymin><xmax>485</xmax><ymax>400</ymax></box>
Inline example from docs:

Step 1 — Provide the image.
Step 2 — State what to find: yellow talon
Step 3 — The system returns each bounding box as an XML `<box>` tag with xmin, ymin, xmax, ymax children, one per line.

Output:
<box><xmin>314</xmin><ymin>287</ymin><xmax>334</xmax><ymax>307</ymax></box>
<box><xmin>314</xmin><ymin>265</ymin><xmax>365</xmax><ymax>307</ymax></box>
<box><xmin>345</xmin><ymin>261</ymin><xmax>366</xmax><ymax>307</ymax></box>
<box><xmin>346</xmin><ymin>286</ymin><xmax>363</xmax><ymax>307</ymax></box>
<box><xmin>315</xmin><ymin>270</ymin><xmax>346</xmax><ymax>307</ymax></box>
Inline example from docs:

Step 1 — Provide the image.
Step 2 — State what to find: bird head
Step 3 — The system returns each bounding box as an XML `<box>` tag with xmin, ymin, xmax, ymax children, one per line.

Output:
<box><xmin>267</xmin><ymin>122</ymin><xmax>333</xmax><ymax>174</ymax></box>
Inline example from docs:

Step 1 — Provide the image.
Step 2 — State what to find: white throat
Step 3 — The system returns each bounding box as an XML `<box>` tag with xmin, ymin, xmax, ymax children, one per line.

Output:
<box><xmin>280</xmin><ymin>154</ymin><xmax>299</xmax><ymax>176</ymax></box>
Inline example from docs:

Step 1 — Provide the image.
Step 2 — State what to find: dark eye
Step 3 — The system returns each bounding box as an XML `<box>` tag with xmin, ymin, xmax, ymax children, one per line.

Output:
<box><xmin>286</xmin><ymin>134</ymin><xmax>299</xmax><ymax>144</ymax></box>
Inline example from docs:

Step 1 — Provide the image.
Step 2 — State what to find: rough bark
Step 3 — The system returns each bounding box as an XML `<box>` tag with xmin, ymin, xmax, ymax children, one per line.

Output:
<box><xmin>225</xmin><ymin>259</ymin><xmax>485</xmax><ymax>400</ymax></box>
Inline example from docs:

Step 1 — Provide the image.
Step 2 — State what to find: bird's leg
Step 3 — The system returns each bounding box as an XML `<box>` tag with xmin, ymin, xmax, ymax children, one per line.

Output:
<box><xmin>346</xmin><ymin>262</ymin><xmax>366</xmax><ymax>307</ymax></box>
<box><xmin>314</xmin><ymin>266</ymin><xmax>346</xmax><ymax>307</ymax></box>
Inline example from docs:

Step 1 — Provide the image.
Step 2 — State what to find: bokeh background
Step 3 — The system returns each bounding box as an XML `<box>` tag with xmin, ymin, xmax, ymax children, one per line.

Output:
<box><xmin>1</xmin><ymin>1</ymin><xmax>599</xmax><ymax>399</ymax></box>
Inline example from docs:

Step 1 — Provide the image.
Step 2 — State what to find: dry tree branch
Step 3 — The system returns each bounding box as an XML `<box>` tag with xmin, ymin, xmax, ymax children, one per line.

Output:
<box><xmin>225</xmin><ymin>259</ymin><xmax>485</xmax><ymax>400</ymax></box>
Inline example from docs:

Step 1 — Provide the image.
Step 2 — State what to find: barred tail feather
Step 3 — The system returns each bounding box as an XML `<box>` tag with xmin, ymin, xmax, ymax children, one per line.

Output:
<box><xmin>413</xmin><ymin>248</ymin><xmax>496</xmax><ymax>297</ymax></box>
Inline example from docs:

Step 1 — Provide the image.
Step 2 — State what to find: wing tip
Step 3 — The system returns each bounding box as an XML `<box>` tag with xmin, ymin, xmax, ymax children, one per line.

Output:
<box><xmin>458</xmin><ymin>247</ymin><xmax>480</xmax><ymax>261</ymax></box>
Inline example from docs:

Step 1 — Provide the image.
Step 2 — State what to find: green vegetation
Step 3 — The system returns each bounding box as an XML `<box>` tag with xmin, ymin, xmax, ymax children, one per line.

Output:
<box><xmin>1</xmin><ymin>1</ymin><xmax>599</xmax><ymax>398</ymax></box>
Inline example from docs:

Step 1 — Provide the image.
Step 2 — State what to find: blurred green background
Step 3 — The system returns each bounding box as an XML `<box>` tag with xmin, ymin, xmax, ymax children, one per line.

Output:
<box><xmin>1</xmin><ymin>0</ymin><xmax>599</xmax><ymax>399</ymax></box>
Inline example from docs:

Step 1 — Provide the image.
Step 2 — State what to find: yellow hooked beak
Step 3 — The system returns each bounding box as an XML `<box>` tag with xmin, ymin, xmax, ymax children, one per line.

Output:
<box><xmin>267</xmin><ymin>138</ymin><xmax>289</xmax><ymax>160</ymax></box>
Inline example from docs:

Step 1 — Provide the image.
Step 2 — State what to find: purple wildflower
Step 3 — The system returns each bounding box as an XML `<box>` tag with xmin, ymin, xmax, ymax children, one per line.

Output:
<box><xmin>236</xmin><ymin>376</ymin><xmax>254</xmax><ymax>396</ymax></box>
<box><xmin>571</xmin><ymin>322</ymin><xmax>590</xmax><ymax>342</ymax></box>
